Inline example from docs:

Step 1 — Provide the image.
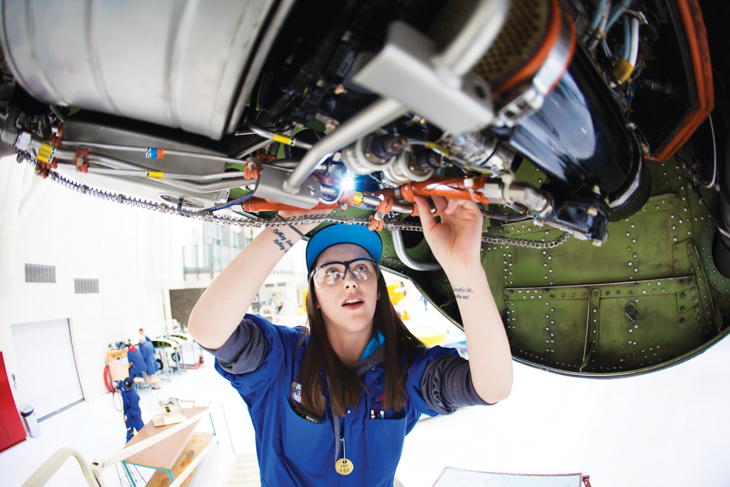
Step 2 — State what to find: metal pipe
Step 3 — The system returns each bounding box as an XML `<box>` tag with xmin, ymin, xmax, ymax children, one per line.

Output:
<box><xmin>391</xmin><ymin>230</ymin><xmax>441</xmax><ymax>271</ymax></box>
<box><xmin>55</xmin><ymin>149</ymin><xmax>253</xmax><ymax>187</ymax></box>
<box><xmin>391</xmin><ymin>202</ymin><xmax>415</xmax><ymax>213</ymax></box>
<box><xmin>283</xmin><ymin>98</ymin><xmax>407</xmax><ymax>193</ymax></box>
<box><xmin>621</xmin><ymin>16</ymin><xmax>632</xmax><ymax>60</ymax></box>
<box><xmin>247</xmin><ymin>120</ymin><xmax>277</xmax><ymax>139</ymax></box>
<box><xmin>21</xmin><ymin>448</ymin><xmax>100</xmax><ymax>487</ymax></box>
<box><xmin>55</xmin><ymin>162</ymin><xmax>146</xmax><ymax>178</ymax></box>
<box><xmin>54</xmin><ymin>148</ymin><xmax>140</xmax><ymax>171</ymax></box>
<box><xmin>627</xmin><ymin>17</ymin><xmax>640</xmax><ymax>67</ymax></box>
<box><xmin>54</xmin><ymin>161</ymin><xmax>255</xmax><ymax>192</ymax></box>
<box><xmin>320</xmin><ymin>185</ymin><xmax>339</xmax><ymax>197</ymax></box>
<box><xmin>248</xmin><ymin>120</ymin><xmax>314</xmax><ymax>150</ymax></box>
<box><xmin>606</xmin><ymin>0</ymin><xmax>633</xmax><ymax>31</ymax></box>
<box><xmin>431</xmin><ymin>0</ymin><xmax>510</xmax><ymax>77</ymax></box>
<box><xmin>62</xmin><ymin>140</ymin><xmax>245</xmax><ymax>164</ymax></box>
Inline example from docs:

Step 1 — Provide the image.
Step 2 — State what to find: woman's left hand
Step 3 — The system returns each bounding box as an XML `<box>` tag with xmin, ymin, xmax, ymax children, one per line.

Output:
<box><xmin>414</xmin><ymin>195</ymin><xmax>484</xmax><ymax>274</ymax></box>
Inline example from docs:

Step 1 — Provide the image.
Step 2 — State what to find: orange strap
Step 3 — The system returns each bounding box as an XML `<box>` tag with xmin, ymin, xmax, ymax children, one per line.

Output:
<box><xmin>240</xmin><ymin>198</ymin><xmax>339</xmax><ymax>212</ymax></box>
<box><xmin>398</xmin><ymin>177</ymin><xmax>490</xmax><ymax>204</ymax></box>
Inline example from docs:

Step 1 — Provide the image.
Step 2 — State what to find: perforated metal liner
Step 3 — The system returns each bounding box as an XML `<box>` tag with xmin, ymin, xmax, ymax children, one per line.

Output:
<box><xmin>429</xmin><ymin>0</ymin><xmax>550</xmax><ymax>88</ymax></box>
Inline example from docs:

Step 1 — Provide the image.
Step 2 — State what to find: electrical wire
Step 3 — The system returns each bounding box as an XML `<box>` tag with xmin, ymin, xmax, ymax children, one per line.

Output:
<box><xmin>207</xmin><ymin>192</ymin><xmax>254</xmax><ymax>212</ymax></box>
<box><xmin>606</xmin><ymin>0</ymin><xmax>634</xmax><ymax>31</ymax></box>
<box><xmin>675</xmin><ymin>115</ymin><xmax>717</xmax><ymax>190</ymax></box>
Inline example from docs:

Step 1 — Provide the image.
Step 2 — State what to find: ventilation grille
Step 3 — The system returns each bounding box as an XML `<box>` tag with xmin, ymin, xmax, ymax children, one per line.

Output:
<box><xmin>74</xmin><ymin>279</ymin><xmax>99</xmax><ymax>294</ymax></box>
<box><xmin>25</xmin><ymin>264</ymin><xmax>56</xmax><ymax>283</ymax></box>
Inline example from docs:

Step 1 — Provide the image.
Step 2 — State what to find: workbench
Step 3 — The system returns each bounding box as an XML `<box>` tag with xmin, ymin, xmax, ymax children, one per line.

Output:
<box><xmin>120</xmin><ymin>406</ymin><xmax>215</xmax><ymax>487</ymax></box>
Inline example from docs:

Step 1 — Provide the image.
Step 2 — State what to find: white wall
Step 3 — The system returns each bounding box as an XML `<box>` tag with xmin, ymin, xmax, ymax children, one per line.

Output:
<box><xmin>0</xmin><ymin>160</ymin><xmax>196</xmax><ymax>407</ymax></box>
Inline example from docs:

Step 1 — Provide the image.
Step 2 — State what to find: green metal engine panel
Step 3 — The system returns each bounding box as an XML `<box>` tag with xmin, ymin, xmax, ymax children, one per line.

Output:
<box><xmin>373</xmin><ymin>158</ymin><xmax>730</xmax><ymax>377</ymax></box>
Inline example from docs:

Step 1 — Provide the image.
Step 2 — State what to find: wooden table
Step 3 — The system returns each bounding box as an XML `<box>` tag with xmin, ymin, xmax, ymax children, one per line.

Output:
<box><xmin>121</xmin><ymin>407</ymin><xmax>214</xmax><ymax>487</ymax></box>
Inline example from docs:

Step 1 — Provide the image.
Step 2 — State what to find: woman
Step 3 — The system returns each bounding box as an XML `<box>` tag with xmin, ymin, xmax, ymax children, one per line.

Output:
<box><xmin>188</xmin><ymin>195</ymin><xmax>513</xmax><ymax>486</ymax></box>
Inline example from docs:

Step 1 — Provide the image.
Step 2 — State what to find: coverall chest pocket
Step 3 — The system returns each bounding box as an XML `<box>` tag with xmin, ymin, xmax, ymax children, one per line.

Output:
<box><xmin>365</xmin><ymin>416</ymin><xmax>406</xmax><ymax>475</ymax></box>
<box><xmin>282</xmin><ymin>404</ymin><xmax>331</xmax><ymax>467</ymax></box>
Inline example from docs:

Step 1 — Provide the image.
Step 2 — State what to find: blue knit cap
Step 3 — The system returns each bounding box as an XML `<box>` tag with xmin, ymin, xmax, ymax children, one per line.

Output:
<box><xmin>306</xmin><ymin>225</ymin><xmax>383</xmax><ymax>272</ymax></box>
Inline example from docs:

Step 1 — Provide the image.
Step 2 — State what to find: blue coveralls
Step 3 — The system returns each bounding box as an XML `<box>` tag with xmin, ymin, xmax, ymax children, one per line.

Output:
<box><xmin>214</xmin><ymin>314</ymin><xmax>459</xmax><ymax>487</ymax></box>
<box><xmin>127</xmin><ymin>346</ymin><xmax>146</xmax><ymax>379</ymax></box>
<box><xmin>116</xmin><ymin>381</ymin><xmax>144</xmax><ymax>442</ymax></box>
<box><xmin>139</xmin><ymin>340</ymin><xmax>159</xmax><ymax>375</ymax></box>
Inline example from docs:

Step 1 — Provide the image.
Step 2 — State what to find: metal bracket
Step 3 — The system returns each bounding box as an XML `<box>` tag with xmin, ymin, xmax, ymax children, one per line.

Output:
<box><xmin>253</xmin><ymin>167</ymin><xmax>321</xmax><ymax>209</ymax></box>
<box><xmin>352</xmin><ymin>22</ymin><xmax>494</xmax><ymax>134</ymax></box>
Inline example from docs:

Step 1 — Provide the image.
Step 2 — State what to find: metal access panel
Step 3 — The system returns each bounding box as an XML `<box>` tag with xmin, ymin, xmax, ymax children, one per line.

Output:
<box><xmin>395</xmin><ymin>157</ymin><xmax>730</xmax><ymax>378</ymax></box>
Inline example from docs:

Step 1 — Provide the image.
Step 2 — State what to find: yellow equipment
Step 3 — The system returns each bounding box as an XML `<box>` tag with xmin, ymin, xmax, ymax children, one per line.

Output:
<box><xmin>387</xmin><ymin>281</ymin><xmax>407</xmax><ymax>305</ymax></box>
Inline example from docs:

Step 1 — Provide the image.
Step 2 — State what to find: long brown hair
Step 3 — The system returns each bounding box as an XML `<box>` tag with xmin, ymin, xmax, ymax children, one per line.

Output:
<box><xmin>295</xmin><ymin>274</ymin><xmax>425</xmax><ymax>418</ymax></box>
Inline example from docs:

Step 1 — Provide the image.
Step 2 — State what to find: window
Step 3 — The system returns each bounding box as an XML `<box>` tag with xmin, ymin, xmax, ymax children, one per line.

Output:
<box><xmin>205</xmin><ymin>222</ymin><xmax>223</xmax><ymax>245</ymax></box>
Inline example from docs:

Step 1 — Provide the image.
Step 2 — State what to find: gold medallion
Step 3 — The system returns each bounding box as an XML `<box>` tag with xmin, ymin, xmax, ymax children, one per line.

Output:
<box><xmin>335</xmin><ymin>458</ymin><xmax>354</xmax><ymax>475</ymax></box>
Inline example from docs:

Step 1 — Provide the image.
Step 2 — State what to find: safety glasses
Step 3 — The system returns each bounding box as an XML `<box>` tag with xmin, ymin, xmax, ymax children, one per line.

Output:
<box><xmin>310</xmin><ymin>258</ymin><xmax>380</xmax><ymax>288</ymax></box>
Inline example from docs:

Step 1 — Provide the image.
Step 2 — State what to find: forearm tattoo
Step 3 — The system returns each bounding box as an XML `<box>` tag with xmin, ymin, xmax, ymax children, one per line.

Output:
<box><xmin>453</xmin><ymin>286</ymin><xmax>473</xmax><ymax>301</ymax></box>
<box><xmin>272</xmin><ymin>228</ymin><xmax>295</xmax><ymax>252</ymax></box>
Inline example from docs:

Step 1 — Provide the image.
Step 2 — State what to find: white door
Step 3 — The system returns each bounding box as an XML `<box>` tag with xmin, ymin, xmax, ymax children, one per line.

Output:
<box><xmin>11</xmin><ymin>319</ymin><xmax>84</xmax><ymax>420</ymax></box>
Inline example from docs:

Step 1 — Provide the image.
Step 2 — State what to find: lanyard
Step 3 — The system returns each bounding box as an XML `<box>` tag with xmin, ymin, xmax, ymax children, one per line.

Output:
<box><xmin>328</xmin><ymin>373</ymin><xmax>354</xmax><ymax>476</ymax></box>
<box><xmin>333</xmin><ymin>416</ymin><xmax>353</xmax><ymax>475</ymax></box>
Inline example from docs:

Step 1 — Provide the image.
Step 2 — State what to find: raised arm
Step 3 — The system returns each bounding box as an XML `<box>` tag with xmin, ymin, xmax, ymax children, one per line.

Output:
<box><xmin>188</xmin><ymin>213</ymin><xmax>319</xmax><ymax>349</ymax></box>
<box><xmin>415</xmin><ymin>196</ymin><xmax>513</xmax><ymax>404</ymax></box>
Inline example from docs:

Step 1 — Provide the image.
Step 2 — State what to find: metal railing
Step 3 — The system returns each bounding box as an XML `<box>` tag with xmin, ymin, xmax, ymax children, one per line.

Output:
<box><xmin>21</xmin><ymin>402</ymin><xmax>233</xmax><ymax>487</ymax></box>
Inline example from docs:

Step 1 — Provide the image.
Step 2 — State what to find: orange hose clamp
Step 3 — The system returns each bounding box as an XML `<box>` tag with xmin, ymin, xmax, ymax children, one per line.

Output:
<box><xmin>74</xmin><ymin>147</ymin><xmax>89</xmax><ymax>173</ymax></box>
<box><xmin>368</xmin><ymin>215</ymin><xmax>385</xmax><ymax>231</ymax></box>
<box><xmin>50</xmin><ymin>123</ymin><xmax>63</xmax><ymax>147</ymax></box>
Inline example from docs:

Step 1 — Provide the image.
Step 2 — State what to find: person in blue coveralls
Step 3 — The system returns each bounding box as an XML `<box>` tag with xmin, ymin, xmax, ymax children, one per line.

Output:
<box><xmin>114</xmin><ymin>377</ymin><xmax>144</xmax><ymax>442</ymax></box>
<box><xmin>138</xmin><ymin>328</ymin><xmax>151</xmax><ymax>343</ymax></box>
<box><xmin>188</xmin><ymin>196</ymin><xmax>514</xmax><ymax>486</ymax></box>
<box><xmin>125</xmin><ymin>342</ymin><xmax>146</xmax><ymax>380</ymax></box>
<box><xmin>139</xmin><ymin>334</ymin><xmax>160</xmax><ymax>389</ymax></box>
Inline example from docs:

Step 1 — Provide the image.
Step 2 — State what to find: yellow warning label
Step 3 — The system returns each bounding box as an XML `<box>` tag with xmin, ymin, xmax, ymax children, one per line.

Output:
<box><xmin>37</xmin><ymin>141</ymin><xmax>56</xmax><ymax>164</ymax></box>
<box><xmin>273</xmin><ymin>133</ymin><xmax>293</xmax><ymax>146</ymax></box>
